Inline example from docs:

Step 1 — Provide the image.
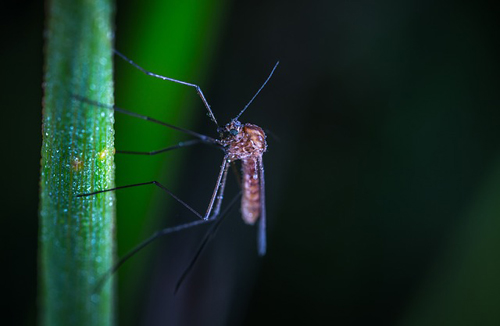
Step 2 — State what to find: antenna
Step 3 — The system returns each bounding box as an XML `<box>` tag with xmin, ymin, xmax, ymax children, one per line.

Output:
<box><xmin>234</xmin><ymin>61</ymin><xmax>280</xmax><ymax>121</ymax></box>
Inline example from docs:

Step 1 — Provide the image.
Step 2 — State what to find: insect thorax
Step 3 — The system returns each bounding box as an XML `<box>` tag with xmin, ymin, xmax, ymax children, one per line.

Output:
<box><xmin>222</xmin><ymin>120</ymin><xmax>267</xmax><ymax>162</ymax></box>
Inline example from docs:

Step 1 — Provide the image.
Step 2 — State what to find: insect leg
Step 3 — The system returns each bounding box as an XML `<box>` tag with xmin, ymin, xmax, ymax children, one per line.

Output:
<box><xmin>114</xmin><ymin>50</ymin><xmax>219</xmax><ymax>127</ymax></box>
<box><xmin>93</xmin><ymin>191</ymin><xmax>242</xmax><ymax>295</ymax></box>
<box><xmin>72</xmin><ymin>94</ymin><xmax>218</xmax><ymax>144</ymax></box>
<box><xmin>202</xmin><ymin>156</ymin><xmax>230</xmax><ymax>220</ymax></box>
<box><xmin>174</xmin><ymin>191</ymin><xmax>242</xmax><ymax>293</ymax></box>
<box><xmin>77</xmin><ymin>181</ymin><xmax>202</xmax><ymax>219</ymax></box>
<box><xmin>116</xmin><ymin>139</ymin><xmax>207</xmax><ymax>156</ymax></box>
<box><xmin>209</xmin><ymin>159</ymin><xmax>230</xmax><ymax>219</ymax></box>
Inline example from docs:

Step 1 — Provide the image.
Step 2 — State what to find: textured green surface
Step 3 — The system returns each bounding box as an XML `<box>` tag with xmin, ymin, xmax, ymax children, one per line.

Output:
<box><xmin>40</xmin><ymin>0</ymin><xmax>115</xmax><ymax>325</ymax></box>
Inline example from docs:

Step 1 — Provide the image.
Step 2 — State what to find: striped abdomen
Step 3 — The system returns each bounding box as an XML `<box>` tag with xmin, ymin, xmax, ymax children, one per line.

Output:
<box><xmin>241</xmin><ymin>156</ymin><xmax>261</xmax><ymax>224</ymax></box>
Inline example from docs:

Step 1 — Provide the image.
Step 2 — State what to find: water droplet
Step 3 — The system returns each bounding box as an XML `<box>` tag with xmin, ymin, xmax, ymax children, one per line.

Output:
<box><xmin>90</xmin><ymin>294</ymin><xmax>100</xmax><ymax>304</ymax></box>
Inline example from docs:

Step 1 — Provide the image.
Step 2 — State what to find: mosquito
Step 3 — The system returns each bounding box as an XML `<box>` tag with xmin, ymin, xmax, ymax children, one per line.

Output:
<box><xmin>77</xmin><ymin>50</ymin><xmax>279</xmax><ymax>288</ymax></box>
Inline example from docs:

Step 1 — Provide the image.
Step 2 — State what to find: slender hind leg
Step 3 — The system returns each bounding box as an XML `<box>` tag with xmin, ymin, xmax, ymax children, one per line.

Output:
<box><xmin>78</xmin><ymin>181</ymin><xmax>202</xmax><ymax>219</ymax></box>
<box><xmin>202</xmin><ymin>156</ymin><xmax>230</xmax><ymax>220</ymax></box>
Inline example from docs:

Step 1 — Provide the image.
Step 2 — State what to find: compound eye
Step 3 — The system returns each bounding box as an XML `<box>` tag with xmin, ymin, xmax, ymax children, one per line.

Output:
<box><xmin>229</xmin><ymin>129</ymin><xmax>238</xmax><ymax>136</ymax></box>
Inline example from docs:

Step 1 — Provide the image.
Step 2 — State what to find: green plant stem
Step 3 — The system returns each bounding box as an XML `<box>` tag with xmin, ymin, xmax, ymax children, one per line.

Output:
<box><xmin>40</xmin><ymin>0</ymin><xmax>115</xmax><ymax>325</ymax></box>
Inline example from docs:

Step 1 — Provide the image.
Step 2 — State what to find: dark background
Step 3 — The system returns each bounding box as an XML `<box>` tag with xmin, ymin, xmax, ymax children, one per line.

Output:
<box><xmin>3</xmin><ymin>0</ymin><xmax>500</xmax><ymax>325</ymax></box>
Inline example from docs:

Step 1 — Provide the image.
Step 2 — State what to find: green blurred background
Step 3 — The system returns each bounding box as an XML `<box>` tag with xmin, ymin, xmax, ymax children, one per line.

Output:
<box><xmin>3</xmin><ymin>0</ymin><xmax>500</xmax><ymax>325</ymax></box>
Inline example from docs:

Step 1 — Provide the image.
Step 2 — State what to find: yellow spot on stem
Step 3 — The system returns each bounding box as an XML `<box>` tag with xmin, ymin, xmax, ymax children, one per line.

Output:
<box><xmin>98</xmin><ymin>148</ymin><xmax>108</xmax><ymax>160</ymax></box>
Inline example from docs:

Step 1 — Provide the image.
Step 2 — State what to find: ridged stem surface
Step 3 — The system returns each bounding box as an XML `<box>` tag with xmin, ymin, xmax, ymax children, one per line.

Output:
<box><xmin>40</xmin><ymin>0</ymin><xmax>115</xmax><ymax>325</ymax></box>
